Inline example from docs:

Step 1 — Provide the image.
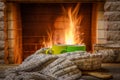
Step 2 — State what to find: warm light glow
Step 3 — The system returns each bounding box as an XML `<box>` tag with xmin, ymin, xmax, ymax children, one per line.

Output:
<box><xmin>42</xmin><ymin>27</ymin><xmax>53</xmax><ymax>48</ymax></box>
<box><xmin>43</xmin><ymin>3</ymin><xmax>84</xmax><ymax>47</ymax></box>
<box><xmin>64</xmin><ymin>3</ymin><xmax>83</xmax><ymax>45</ymax></box>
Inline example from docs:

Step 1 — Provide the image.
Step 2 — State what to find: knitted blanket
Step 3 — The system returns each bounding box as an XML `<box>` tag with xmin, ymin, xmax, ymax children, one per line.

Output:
<box><xmin>4</xmin><ymin>48</ymin><xmax>102</xmax><ymax>80</ymax></box>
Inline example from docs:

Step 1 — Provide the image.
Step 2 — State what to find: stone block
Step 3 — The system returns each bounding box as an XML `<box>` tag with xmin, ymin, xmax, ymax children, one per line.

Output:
<box><xmin>104</xmin><ymin>12</ymin><xmax>120</xmax><ymax>21</ymax></box>
<box><xmin>97</xmin><ymin>21</ymin><xmax>105</xmax><ymax>29</ymax></box>
<box><xmin>0</xmin><ymin>11</ymin><xmax>4</xmax><ymax>21</ymax></box>
<box><xmin>8</xmin><ymin>39</ymin><xmax>14</xmax><ymax>48</ymax></box>
<box><xmin>0</xmin><ymin>50</ymin><xmax>4</xmax><ymax>59</ymax></box>
<box><xmin>8</xmin><ymin>49</ymin><xmax>14</xmax><ymax>58</ymax></box>
<box><xmin>8</xmin><ymin>30</ymin><xmax>15</xmax><ymax>39</ymax></box>
<box><xmin>106</xmin><ymin>31</ymin><xmax>120</xmax><ymax>41</ymax></box>
<box><xmin>8</xmin><ymin>57</ymin><xmax>14</xmax><ymax>64</ymax></box>
<box><xmin>104</xmin><ymin>2</ymin><xmax>120</xmax><ymax>11</ymax></box>
<box><xmin>97</xmin><ymin>39</ymin><xmax>107</xmax><ymax>44</ymax></box>
<box><xmin>97</xmin><ymin>11</ymin><xmax>104</xmax><ymax>20</ymax></box>
<box><xmin>7</xmin><ymin>11</ymin><xmax>15</xmax><ymax>21</ymax></box>
<box><xmin>0</xmin><ymin>2</ymin><xmax>4</xmax><ymax>10</ymax></box>
<box><xmin>8</xmin><ymin>21</ymin><xmax>14</xmax><ymax>29</ymax></box>
<box><xmin>0</xmin><ymin>31</ymin><xmax>4</xmax><ymax>40</ymax></box>
<box><xmin>0</xmin><ymin>40</ymin><xmax>4</xmax><ymax>50</ymax></box>
<box><xmin>0</xmin><ymin>21</ymin><xmax>4</xmax><ymax>30</ymax></box>
<box><xmin>105</xmin><ymin>21</ymin><xmax>120</xmax><ymax>30</ymax></box>
<box><xmin>98</xmin><ymin>30</ymin><xmax>105</xmax><ymax>38</ymax></box>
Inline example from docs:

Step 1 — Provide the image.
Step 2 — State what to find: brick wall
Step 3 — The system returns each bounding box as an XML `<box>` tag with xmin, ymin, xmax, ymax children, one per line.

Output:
<box><xmin>6</xmin><ymin>3</ymin><xmax>23</xmax><ymax>64</ymax></box>
<box><xmin>0</xmin><ymin>2</ymin><xmax>4</xmax><ymax>64</ymax></box>
<box><xmin>97</xmin><ymin>2</ymin><xmax>106</xmax><ymax>44</ymax></box>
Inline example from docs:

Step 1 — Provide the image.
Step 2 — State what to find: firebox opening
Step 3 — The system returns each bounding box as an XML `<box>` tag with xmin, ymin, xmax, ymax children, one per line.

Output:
<box><xmin>7</xmin><ymin>2</ymin><xmax>103</xmax><ymax>64</ymax></box>
<box><xmin>20</xmin><ymin>3</ymin><xmax>93</xmax><ymax>59</ymax></box>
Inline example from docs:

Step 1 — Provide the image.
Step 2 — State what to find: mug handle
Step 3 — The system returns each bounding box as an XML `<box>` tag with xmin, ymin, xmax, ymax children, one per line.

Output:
<box><xmin>45</xmin><ymin>48</ymin><xmax>54</xmax><ymax>54</ymax></box>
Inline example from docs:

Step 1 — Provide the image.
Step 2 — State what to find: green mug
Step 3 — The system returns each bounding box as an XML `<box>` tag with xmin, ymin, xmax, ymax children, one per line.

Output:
<box><xmin>46</xmin><ymin>45</ymin><xmax>67</xmax><ymax>54</ymax></box>
<box><xmin>67</xmin><ymin>45</ymin><xmax>86</xmax><ymax>52</ymax></box>
<box><xmin>46</xmin><ymin>44</ymin><xmax>86</xmax><ymax>54</ymax></box>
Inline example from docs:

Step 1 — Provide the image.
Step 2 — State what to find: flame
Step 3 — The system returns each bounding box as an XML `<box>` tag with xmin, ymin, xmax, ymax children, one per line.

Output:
<box><xmin>42</xmin><ymin>3</ymin><xmax>83</xmax><ymax>47</ymax></box>
<box><xmin>42</xmin><ymin>27</ymin><xmax>53</xmax><ymax>48</ymax></box>
<box><xmin>63</xmin><ymin>3</ymin><xmax>83</xmax><ymax>45</ymax></box>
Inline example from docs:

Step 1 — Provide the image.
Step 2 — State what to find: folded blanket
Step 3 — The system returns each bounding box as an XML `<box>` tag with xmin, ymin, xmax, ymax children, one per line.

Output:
<box><xmin>4</xmin><ymin>48</ymin><xmax>102</xmax><ymax>80</ymax></box>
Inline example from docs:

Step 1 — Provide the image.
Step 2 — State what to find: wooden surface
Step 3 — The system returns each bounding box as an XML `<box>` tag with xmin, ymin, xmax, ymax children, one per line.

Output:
<box><xmin>81</xmin><ymin>63</ymin><xmax>120</xmax><ymax>80</ymax></box>
<box><xmin>83</xmin><ymin>70</ymin><xmax>113</xmax><ymax>79</ymax></box>
<box><xmin>82</xmin><ymin>63</ymin><xmax>118</xmax><ymax>79</ymax></box>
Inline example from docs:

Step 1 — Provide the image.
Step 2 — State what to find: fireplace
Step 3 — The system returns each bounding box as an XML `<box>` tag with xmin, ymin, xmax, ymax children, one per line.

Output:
<box><xmin>4</xmin><ymin>0</ymin><xmax>105</xmax><ymax>64</ymax></box>
<box><xmin>21</xmin><ymin>3</ymin><xmax>92</xmax><ymax>58</ymax></box>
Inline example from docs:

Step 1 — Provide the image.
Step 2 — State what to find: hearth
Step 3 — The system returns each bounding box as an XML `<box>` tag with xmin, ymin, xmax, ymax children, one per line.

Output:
<box><xmin>4</xmin><ymin>0</ymin><xmax>105</xmax><ymax>64</ymax></box>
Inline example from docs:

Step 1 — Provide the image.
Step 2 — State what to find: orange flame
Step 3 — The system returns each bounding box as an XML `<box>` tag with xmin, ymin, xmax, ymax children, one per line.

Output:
<box><xmin>63</xmin><ymin>3</ymin><xmax>83</xmax><ymax>45</ymax></box>
<box><xmin>42</xmin><ymin>27</ymin><xmax>53</xmax><ymax>48</ymax></box>
<box><xmin>43</xmin><ymin>3</ymin><xmax>83</xmax><ymax>47</ymax></box>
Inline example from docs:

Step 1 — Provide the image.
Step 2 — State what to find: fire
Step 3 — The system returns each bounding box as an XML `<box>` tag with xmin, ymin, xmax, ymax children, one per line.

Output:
<box><xmin>42</xmin><ymin>27</ymin><xmax>53</xmax><ymax>48</ymax></box>
<box><xmin>43</xmin><ymin>3</ymin><xmax>83</xmax><ymax>47</ymax></box>
<box><xmin>63</xmin><ymin>3</ymin><xmax>83</xmax><ymax>45</ymax></box>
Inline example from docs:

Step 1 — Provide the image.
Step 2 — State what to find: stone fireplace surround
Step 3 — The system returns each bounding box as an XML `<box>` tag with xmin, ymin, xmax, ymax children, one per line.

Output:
<box><xmin>0</xmin><ymin>0</ymin><xmax>120</xmax><ymax>64</ymax></box>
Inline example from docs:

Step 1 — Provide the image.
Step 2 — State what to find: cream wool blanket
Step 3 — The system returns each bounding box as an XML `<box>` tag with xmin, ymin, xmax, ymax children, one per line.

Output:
<box><xmin>4</xmin><ymin>48</ymin><xmax>103</xmax><ymax>80</ymax></box>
